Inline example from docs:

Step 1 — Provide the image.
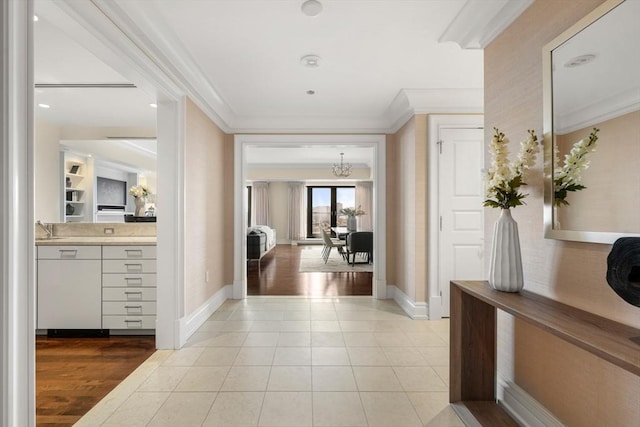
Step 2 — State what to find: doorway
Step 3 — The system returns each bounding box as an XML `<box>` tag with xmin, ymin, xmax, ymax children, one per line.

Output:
<box><xmin>235</xmin><ymin>134</ymin><xmax>387</xmax><ymax>300</ymax></box>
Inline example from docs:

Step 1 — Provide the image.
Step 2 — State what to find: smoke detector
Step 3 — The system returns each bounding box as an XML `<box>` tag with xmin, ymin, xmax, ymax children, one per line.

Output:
<box><xmin>301</xmin><ymin>0</ymin><xmax>323</xmax><ymax>17</ymax></box>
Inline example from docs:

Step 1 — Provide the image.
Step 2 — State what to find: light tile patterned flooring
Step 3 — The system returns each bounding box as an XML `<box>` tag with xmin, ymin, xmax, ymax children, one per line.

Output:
<box><xmin>76</xmin><ymin>297</ymin><xmax>463</xmax><ymax>427</ymax></box>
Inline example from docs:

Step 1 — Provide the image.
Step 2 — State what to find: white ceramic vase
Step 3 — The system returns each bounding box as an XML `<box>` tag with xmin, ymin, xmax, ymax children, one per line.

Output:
<box><xmin>488</xmin><ymin>209</ymin><xmax>524</xmax><ymax>292</ymax></box>
<box><xmin>347</xmin><ymin>215</ymin><xmax>357</xmax><ymax>232</ymax></box>
<box><xmin>134</xmin><ymin>197</ymin><xmax>146</xmax><ymax>217</ymax></box>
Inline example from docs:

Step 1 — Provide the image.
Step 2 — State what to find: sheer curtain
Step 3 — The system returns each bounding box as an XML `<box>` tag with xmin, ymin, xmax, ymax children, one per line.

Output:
<box><xmin>287</xmin><ymin>181</ymin><xmax>306</xmax><ymax>241</ymax></box>
<box><xmin>253</xmin><ymin>181</ymin><xmax>270</xmax><ymax>226</ymax></box>
<box><xmin>355</xmin><ymin>181</ymin><xmax>373</xmax><ymax>231</ymax></box>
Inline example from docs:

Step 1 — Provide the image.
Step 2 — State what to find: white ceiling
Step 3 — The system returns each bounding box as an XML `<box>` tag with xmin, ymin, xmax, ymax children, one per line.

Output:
<box><xmin>34</xmin><ymin>15</ymin><xmax>158</xmax><ymax>129</ymax></box>
<box><xmin>33</xmin><ymin>0</ymin><xmax>532</xmax><ymax>164</ymax></box>
<box><xmin>551</xmin><ymin>0</ymin><xmax>640</xmax><ymax>134</ymax></box>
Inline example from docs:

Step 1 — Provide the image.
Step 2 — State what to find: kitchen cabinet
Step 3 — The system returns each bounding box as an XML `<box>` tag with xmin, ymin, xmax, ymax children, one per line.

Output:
<box><xmin>102</xmin><ymin>245</ymin><xmax>157</xmax><ymax>331</ymax></box>
<box><xmin>36</xmin><ymin>243</ymin><xmax>157</xmax><ymax>332</ymax></box>
<box><xmin>37</xmin><ymin>246</ymin><xmax>102</xmax><ymax>329</ymax></box>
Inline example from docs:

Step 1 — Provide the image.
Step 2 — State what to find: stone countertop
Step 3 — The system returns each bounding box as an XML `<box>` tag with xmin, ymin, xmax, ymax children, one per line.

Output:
<box><xmin>35</xmin><ymin>236</ymin><xmax>157</xmax><ymax>246</ymax></box>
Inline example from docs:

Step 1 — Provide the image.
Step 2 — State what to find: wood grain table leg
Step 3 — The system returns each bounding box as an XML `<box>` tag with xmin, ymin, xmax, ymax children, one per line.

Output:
<box><xmin>450</xmin><ymin>282</ymin><xmax>497</xmax><ymax>402</ymax></box>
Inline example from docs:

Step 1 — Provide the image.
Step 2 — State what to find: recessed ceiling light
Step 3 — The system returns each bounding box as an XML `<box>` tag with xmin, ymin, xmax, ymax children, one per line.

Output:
<box><xmin>38</xmin><ymin>103</ymin><xmax>50</xmax><ymax>109</ymax></box>
<box><xmin>306</xmin><ymin>90</ymin><xmax>315</xmax><ymax>95</ymax></box>
<box><xmin>564</xmin><ymin>54</ymin><xmax>596</xmax><ymax>68</ymax></box>
<box><xmin>300</xmin><ymin>54</ymin><xmax>321</xmax><ymax>68</ymax></box>
<box><xmin>33</xmin><ymin>15</ymin><xmax>39</xmax><ymax>22</ymax></box>
<box><xmin>301</xmin><ymin>0</ymin><xmax>322</xmax><ymax>17</ymax></box>
<box><xmin>149</xmin><ymin>103</ymin><xmax>157</xmax><ymax>108</ymax></box>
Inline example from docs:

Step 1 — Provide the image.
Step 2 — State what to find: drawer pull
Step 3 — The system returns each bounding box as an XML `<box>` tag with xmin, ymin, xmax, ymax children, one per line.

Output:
<box><xmin>125</xmin><ymin>263</ymin><xmax>143</xmax><ymax>272</ymax></box>
<box><xmin>124</xmin><ymin>305</ymin><xmax>143</xmax><ymax>309</ymax></box>
<box><xmin>124</xmin><ymin>249</ymin><xmax>143</xmax><ymax>257</ymax></box>
<box><xmin>124</xmin><ymin>291</ymin><xmax>143</xmax><ymax>295</ymax></box>
<box><xmin>58</xmin><ymin>249</ymin><xmax>78</xmax><ymax>257</ymax></box>
<box><xmin>124</xmin><ymin>277</ymin><xmax>143</xmax><ymax>286</ymax></box>
<box><xmin>124</xmin><ymin>319</ymin><xmax>143</xmax><ymax>328</ymax></box>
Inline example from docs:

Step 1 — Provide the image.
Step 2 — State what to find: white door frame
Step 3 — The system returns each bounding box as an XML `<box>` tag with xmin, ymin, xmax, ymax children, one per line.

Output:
<box><xmin>1</xmin><ymin>4</ymin><xmax>188</xmax><ymax>423</ymax></box>
<box><xmin>39</xmin><ymin>0</ymin><xmax>187</xmax><ymax>349</ymax></box>
<box><xmin>234</xmin><ymin>134</ymin><xmax>387</xmax><ymax>299</ymax></box>
<box><xmin>427</xmin><ymin>115</ymin><xmax>484</xmax><ymax>319</ymax></box>
<box><xmin>1</xmin><ymin>0</ymin><xmax>36</xmax><ymax>425</ymax></box>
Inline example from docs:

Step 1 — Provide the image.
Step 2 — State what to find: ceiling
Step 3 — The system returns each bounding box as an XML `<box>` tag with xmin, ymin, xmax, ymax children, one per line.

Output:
<box><xmin>33</xmin><ymin>0</ymin><xmax>532</xmax><ymax>164</ymax></box>
<box><xmin>551</xmin><ymin>0</ymin><xmax>640</xmax><ymax>134</ymax></box>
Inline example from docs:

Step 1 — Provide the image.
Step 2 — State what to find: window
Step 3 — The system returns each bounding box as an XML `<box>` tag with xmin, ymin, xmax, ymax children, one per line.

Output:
<box><xmin>307</xmin><ymin>186</ymin><xmax>355</xmax><ymax>238</ymax></box>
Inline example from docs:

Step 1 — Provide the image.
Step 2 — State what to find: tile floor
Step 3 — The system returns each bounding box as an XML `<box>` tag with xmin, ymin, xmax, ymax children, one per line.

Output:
<box><xmin>76</xmin><ymin>297</ymin><xmax>464</xmax><ymax>427</ymax></box>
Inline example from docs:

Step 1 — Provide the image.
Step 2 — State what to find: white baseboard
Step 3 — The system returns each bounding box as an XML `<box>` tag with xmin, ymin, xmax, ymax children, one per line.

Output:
<box><xmin>498</xmin><ymin>377</ymin><xmax>563</xmax><ymax>427</ymax></box>
<box><xmin>386</xmin><ymin>285</ymin><xmax>428</xmax><ymax>319</ymax></box>
<box><xmin>177</xmin><ymin>284</ymin><xmax>233</xmax><ymax>347</ymax></box>
<box><xmin>428</xmin><ymin>295</ymin><xmax>443</xmax><ymax>320</ymax></box>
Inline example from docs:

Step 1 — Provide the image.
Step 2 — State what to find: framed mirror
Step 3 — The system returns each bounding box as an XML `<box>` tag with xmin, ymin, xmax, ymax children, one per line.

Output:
<box><xmin>543</xmin><ymin>0</ymin><xmax>640</xmax><ymax>244</ymax></box>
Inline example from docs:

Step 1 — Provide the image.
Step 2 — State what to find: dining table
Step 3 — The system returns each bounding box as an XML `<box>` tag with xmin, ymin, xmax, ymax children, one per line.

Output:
<box><xmin>331</xmin><ymin>227</ymin><xmax>350</xmax><ymax>240</ymax></box>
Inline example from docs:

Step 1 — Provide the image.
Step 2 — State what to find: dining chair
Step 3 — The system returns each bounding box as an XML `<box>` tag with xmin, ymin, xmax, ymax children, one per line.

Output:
<box><xmin>320</xmin><ymin>228</ymin><xmax>346</xmax><ymax>263</ymax></box>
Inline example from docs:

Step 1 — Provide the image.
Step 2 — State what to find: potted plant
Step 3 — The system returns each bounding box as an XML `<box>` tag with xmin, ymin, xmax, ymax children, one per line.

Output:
<box><xmin>484</xmin><ymin>127</ymin><xmax>539</xmax><ymax>292</ymax></box>
<box><xmin>129</xmin><ymin>184</ymin><xmax>151</xmax><ymax>217</ymax></box>
<box><xmin>340</xmin><ymin>205</ymin><xmax>365</xmax><ymax>231</ymax></box>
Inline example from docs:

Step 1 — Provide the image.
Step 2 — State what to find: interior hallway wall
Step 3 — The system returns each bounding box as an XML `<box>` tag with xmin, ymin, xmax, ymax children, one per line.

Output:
<box><xmin>184</xmin><ymin>97</ymin><xmax>228</xmax><ymax>315</ymax></box>
<box><xmin>387</xmin><ymin>115</ymin><xmax>428</xmax><ymax>304</ymax></box>
<box><xmin>485</xmin><ymin>0</ymin><xmax>639</xmax><ymax>424</ymax></box>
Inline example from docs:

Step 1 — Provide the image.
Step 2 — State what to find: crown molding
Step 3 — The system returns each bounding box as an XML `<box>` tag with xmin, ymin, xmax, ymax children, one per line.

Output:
<box><xmin>49</xmin><ymin>0</ymin><xmax>182</xmax><ymax>100</ymax></box>
<box><xmin>439</xmin><ymin>0</ymin><xmax>533</xmax><ymax>49</ymax></box>
<box><xmin>386</xmin><ymin>88</ymin><xmax>484</xmax><ymax>133</ymax></box>
<box><xmin>91</xmin><ymin>0</ymin><xmax>235</xmax><ymax>133</ymax></box>
<box><xmin>555</xmin><ymin>91</ymin><xmax>640</xmax><ymax>135</ymax></box>
<box><xmin>59</xmin><ymin>1</ymin><xmax>486</xmax><ymax>134</ymax></box>
<box><xmin>247</xmin><ymin>163</ymin><xmax>370</xmax><ymax>169</ymax></box>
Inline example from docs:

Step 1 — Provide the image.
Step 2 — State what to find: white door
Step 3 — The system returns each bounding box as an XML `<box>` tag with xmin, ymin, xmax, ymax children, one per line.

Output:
<box><xmin>438</xmin><ymin>127</ymin><xmax>485</xmax><ymax>317</ymax></box>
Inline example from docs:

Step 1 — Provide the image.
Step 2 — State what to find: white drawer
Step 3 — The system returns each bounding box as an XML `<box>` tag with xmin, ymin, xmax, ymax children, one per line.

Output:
<box><xmin>102</xmin><ymin>274</ymin><xmax>156</xmax><ymax>288</ymax></box>
<box><xmin>102</xmin><ymin>259</ymin><xmax>156</xmax><ymax>274</ymax></box>
<box><xmin>102</xmin><ymin>246</ymin><xmax>156</xmax><ymax>260</ymax></box>
<box><xmin>103</xmin><ymin>315</ymin><xmax>156</xmax><ymax>330</ymax></box>
<box><xmin>38</xmin><ymin>245</ymin><xmax>101</xmax><ymax>260</ymax></box>
<box><xmin>103</xmin><ymin>288</ymin><xmax>156</xmax><ymax>302</ymax></box>
<box><xmin>103</xmin><ymin>301</ymin><xmax>156</xmax><ymax>315</ymax></box>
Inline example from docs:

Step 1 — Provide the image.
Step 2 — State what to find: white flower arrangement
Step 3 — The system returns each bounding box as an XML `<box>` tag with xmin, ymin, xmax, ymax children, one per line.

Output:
<box><xmin>129</xmin><ymin>184</ymin><xmax>151</xmax><ymax>199</ymax></box>
<box><xmin>484</xmin><ymin>127</ymin><xmax>540</xmax><ymax>210</ymax></box>
<box><xmin>553</xmin><ymin>128</ymin><xmax>599</xmax><ymax>206</ymax></box>
<box><xmin>340</xmin><ymin>205</ymin><xmax>365</xmax><ymax>217</ymax></box>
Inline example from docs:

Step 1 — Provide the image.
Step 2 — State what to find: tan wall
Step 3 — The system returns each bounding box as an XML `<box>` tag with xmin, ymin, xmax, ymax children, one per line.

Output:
<box><xmin>386</xmin><ymin>115</ymin><xmax>428</xmax><ymax>303</ymax></box>
<box><xmin>247</xmin><ymin>167</ymin><xmax>371</xmax><ymax>181</ymax></box>
<box><xmin>267</xmin><ymin>181</ymin><xmax>289</xmax><ymax>241</ymax></box>
<box><xmin>485</xmin><ymin>0</ymin><xmax>640</xmax><ymax>424</ymax></box>
<box><xmin>223</xmin><ymin>134</ymin><xmax>235</xmax><ymax>285</ymax></box>
<box><xmin>414</xmin><ymin>115</ymin><xmax>428</xmax><ymax>303</ymax></box>
<box><xmin>556</xmin><ymin>110</ymin><xmax>640</xmax><ymax>232</ymax></box>
<box><xmin>385</xmin><ymin>134</ymin><xmax>398</xmax><ymax>289</ymax></box>
<box><xmin>184</xmin><ymin>98</ymin><xmax>229</xmax><ymax>314</ymax></box>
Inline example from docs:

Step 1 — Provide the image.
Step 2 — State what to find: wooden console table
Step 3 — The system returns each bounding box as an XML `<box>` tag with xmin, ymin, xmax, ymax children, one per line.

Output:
<box><xmin>450</xmin><ymin>280</ymin><xmax>640</xmax><ymax>426</ymax></box>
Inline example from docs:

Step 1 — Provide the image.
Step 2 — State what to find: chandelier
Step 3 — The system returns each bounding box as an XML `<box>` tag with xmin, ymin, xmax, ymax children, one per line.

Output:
<box><xmin>332</xmin><ymin>152</ymin><xmax>352</xmax><ymax>178</ymax></box>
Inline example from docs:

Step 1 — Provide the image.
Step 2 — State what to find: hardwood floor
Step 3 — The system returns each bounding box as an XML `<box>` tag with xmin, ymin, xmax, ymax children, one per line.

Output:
<box><xmin>36</xmin><ymin>335</ymin><xmax>156</xmax><ymax>426</ymax></box>
<box><xmin>247</xmin><ymin>244</ymin><xmax>373</xmax><ymax>296</ymax></box>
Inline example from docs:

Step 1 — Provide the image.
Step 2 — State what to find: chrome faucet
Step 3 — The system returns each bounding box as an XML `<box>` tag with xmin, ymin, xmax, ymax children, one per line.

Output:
<box><xmin>36</xmin><ymin>221</ymin><xmax>53</xmax><ymax>239</ymax></box>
